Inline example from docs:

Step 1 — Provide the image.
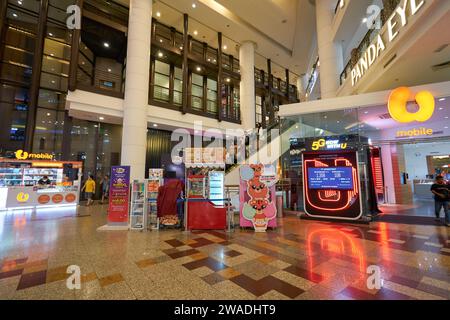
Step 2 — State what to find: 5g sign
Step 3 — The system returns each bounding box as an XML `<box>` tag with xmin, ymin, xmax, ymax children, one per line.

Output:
<box><xmin>66</xmin><ymin>5</ymin><xmax>81</xmax><ymax>30</ymax></box>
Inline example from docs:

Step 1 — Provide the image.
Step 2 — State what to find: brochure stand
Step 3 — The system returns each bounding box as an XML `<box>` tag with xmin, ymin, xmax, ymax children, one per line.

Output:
<box><xmin>130</xmin><ymin>180</ymin><xmax>146</xmax><ymax>230</ymax></box>
<box><xmin>147</xmin><ymin>169</ymin><xmax>164</xmax><ymax>230</ymax></box>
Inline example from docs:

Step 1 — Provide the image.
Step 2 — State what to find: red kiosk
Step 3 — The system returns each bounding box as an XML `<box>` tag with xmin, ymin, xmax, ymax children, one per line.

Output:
<box><xmin>184</xmin><ymin>148</ymin><xmax>227</xmax><ymax>231</ymax></box>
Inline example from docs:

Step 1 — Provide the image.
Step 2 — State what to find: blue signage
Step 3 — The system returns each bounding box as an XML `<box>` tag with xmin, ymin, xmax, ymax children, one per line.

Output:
<box><xmin>307</xmin><ymin>167</ymin><xmax>354</xmax><ymax>190</ymax></box>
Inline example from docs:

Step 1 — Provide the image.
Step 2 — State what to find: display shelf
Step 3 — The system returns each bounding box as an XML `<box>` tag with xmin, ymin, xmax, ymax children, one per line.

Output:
<box><xmin>147</xmin><ymin>169</ymin><xmax>164</xmax><ymax>230</ymax></box>
<box><xmin>130</xmin><ymin>180</ymin><xmax>146</xmax><ymax>230</ymax></box>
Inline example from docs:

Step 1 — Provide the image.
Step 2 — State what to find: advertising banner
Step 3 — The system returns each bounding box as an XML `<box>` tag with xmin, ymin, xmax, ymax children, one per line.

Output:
<box><xmin>108</xmin><ymin>166</ymin><xmax>131</xmax><ymax>224</ymax></box>
<box><xmin>239</xmin><ymin>164</ymin><xmax>278</xmax><ymax>232</ymax></box>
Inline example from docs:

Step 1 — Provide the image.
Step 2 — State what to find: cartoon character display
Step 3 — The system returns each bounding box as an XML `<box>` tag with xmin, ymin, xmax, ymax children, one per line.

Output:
<box><xmin>239</xmin><ymin>164</ymin><xmax>277</xmax><ymax>232</ymax></box>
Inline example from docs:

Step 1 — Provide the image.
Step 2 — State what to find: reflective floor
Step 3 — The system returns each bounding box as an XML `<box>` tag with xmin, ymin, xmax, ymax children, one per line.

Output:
<box><xmin>0</xmin><ymin>205</ymin><xmax>449</xmax><ymax>300</ymax></box>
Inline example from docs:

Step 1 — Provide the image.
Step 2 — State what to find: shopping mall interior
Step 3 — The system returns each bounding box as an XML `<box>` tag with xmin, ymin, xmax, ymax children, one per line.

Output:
<box><xmin>0</xmin><ymin>0</ymin><xmax>449</xmax><ymax>303</ymax></box>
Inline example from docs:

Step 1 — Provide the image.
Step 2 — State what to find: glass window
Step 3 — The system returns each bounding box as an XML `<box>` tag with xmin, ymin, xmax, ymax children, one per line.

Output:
<box><xmin>207</xmin><ymin>78</ymin><xmax>217</xmax><ymax>114</ymax></box>
<box><xmin>256</xmin><ymin>95</ymin><xmax>262</xmax><ymax>124</ymax></box>
<box><xmin>173</xmin><ymin>67</ymin><xmax>183</xmax><ymax>106</ymax></box>
<box><xmin>32</xmin><ymin>108</ymin><xmax>64</xmax><ymax>156</ymax></box>
<box><xmin>191</xmin><ymin>73</ymin><xmax>203</xmax><ymax>111</ymax></box>
<box><xmin>153</xmin><ymin>60</ymin><xmax>170</xmax><ymax>102</ymax></box>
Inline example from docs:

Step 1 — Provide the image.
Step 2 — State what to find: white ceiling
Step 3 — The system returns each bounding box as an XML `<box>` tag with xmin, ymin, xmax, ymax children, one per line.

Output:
<box><xmin>117</xmin><ymin>0</ymin><xmax>318</xmax><ymax>82</ymax></box>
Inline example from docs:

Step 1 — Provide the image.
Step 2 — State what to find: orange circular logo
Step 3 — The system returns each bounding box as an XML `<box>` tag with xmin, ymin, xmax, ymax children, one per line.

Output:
<box><xmin>52</xmin><ymin>194</ymin><xmax>64</xmax><ymax>204</ymax></box>
<box><xmin>65</xmin><ymin>193</ymin><xmax>76</xmax><ymax>203</ymax></box>
<box><xmin>38</xmin><ymin>194</ymin><xmax>50</xmax><ymax>204</ymax></box>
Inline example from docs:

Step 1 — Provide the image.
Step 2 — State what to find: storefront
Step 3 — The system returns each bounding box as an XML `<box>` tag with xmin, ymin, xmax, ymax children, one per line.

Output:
<box><xmin>280</xmin><ymin>83</ymin><xmax>450</xmax><ymax>220</ymax></box>
<box><xmin>0</xmin><ymin>151</ymin><xmax>82</xmax><ymax>210</ymax></box>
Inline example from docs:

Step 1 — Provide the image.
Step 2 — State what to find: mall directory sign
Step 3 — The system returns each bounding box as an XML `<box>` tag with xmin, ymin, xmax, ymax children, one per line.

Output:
<box><xmin>108</xmin><ymin>166</ymin><xmax>131</xmax><ymax>224</ymax></box>
<box><xmin>302</xmin><ymin>150</ymin><xmax>362</xmax><ymax>220</ymax></box>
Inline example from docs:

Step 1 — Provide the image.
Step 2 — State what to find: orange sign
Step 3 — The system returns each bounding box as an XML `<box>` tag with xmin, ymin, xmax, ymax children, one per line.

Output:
<box><xmin>52</xmin><ymin>194</ymin><xmax>64</xmax><ymax>204</ymax></box>
<box><xmin>38</xmin><ymin>194</ymin><xmax>50</xmax><ymax>204</ymax></box>
<box><xmin>16</xmin><ymin>192</ymin><xmax>29</xmax><ymax>203</ymax></box>
<box><xmin>65</xmin><ymin>193</ymin><xmax>76</xmax><ymax>203</ymax></box>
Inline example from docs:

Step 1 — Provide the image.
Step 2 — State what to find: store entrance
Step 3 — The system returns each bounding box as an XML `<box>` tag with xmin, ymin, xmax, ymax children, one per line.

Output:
<box><xmin>375</xmin><ymin>138</ymin><xmax>450</xmax><ymax>217</ymax></box>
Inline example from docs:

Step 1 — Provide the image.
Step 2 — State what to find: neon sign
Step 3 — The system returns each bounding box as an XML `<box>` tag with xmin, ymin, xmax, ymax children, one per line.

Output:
<box><xmin>311</xmin><ymin>138</ymin><xmax>348</xmax><ymax>151</ymax></box>
<box><xmin>15</xmin><ymin>149</ymin><xmax>54</xmax><ymax>160</ymax></box>
<box><xmin>303</xmin><ymin>151</ymin><xmax>362</xmax><ymax>220</ymax></box>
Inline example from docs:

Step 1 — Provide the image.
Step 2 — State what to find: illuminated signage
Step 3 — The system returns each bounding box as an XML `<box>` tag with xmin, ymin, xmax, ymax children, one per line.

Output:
<box><xmin>351</xmin><ymin>0</ymin><xmax>426</xmax><ymax>87</ymax></box>
<box><xmin>388</xmin><ymin>87</ymin><xmax>435</xmax><ymax>123</ymax></box>
<box><xmin>15</xmin><ymin>149</ymin><xmax>54</xmax><ymax>160</ymax></box>
<box><xmin>303</xmin><ymin>151</ymin><xmax>362</xmax><ymax>220</ymax></box>
<box><xmin>396</xmin><ymin>127</ymin><xmax>433</xmax><ymax>138</ymax></box>
<box><xmin>311</xmin><ymin>139</ymin><xmax>348</xmax><ymax>151</ymax></box>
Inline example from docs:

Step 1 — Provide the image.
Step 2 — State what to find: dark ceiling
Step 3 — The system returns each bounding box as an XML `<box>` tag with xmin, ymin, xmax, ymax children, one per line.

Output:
<box><xmin>81</xmin><ymin>17</ymin><xmax>127</xmax><ymax>63</ymax></box>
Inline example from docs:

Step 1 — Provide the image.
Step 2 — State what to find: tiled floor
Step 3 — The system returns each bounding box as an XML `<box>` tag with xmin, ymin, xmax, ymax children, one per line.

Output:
<box><xmin>0</xmin><ymin>205</ymin><xmax>449</xmax><ymax>300</ymax></box>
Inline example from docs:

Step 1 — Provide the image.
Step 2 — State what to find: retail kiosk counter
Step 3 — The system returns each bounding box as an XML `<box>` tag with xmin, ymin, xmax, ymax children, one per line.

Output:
<box><xmin>0</xmin><ymin>158</ymin><xmax>82</xmax><ymax>210</ymax></box>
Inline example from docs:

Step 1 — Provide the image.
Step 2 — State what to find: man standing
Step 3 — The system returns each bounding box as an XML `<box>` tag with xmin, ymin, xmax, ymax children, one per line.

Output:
<box><xmin>430</xmin><ymin>176</ymin><xmax>450</xmax><ymax>226</ymax></box>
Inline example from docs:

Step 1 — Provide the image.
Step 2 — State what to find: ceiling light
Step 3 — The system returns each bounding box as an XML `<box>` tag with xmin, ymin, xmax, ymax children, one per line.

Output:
<box><xmin>17</xmin><ymin>0</ymin><xmax>23</xmax><ymax>5</ymax></box>
<box><xmin>99</xmin><ymin>117</ymin><xmax>105</xmax><ymax>120</ymax></box>
<box><xmin>12</xmin><ymin>13</ymin><xmax>18</xmax><ymax>18</ymax></box>
<box><xmin>439</xmin><ymin>98</ymin><xmax>446</xmax><ymax>101</ymax></box>
<box><xmin>48</xmin><ymin>32</ymin><xmax>53</xmax><ymax>37</ymax></box>
<box><xmin>362</xmin><ymin>17</ymin><xmax>368</xmax><ymax>24</ymax></box>
<box><xmin>107</xmin><ymin>68</ymin><xmax>112</xmax><ymax>72</ymax></box>
<box><xmin>156</xmin><ymin>11</ymin><xmax>161</xmax><ymax>17</ymax></box>
<box><xmin>158</xmin><ymin>51</ymin><xmax>164</xmax><ymax>58</ymax></box>
<box><xmin>103</xmin><ymin>42</ymin><xmax>110</xmax><ymax>48</ymax></box>
<box><xmin>439</xmin><ymin>107</ymin><xmax>443</xmax><ymax>110</ymax></box>
<box><xmin>193</xmin><ymin>30</ymin><xmax>198</xmax><ymax>36</ymax></box>
<box><xmin>179</xmin><ymin>46</ymin><xmax>183</xmax><ymax>50</ymax></box>
<box><xmin>192</xmin><ymin>3</ymin><xmax>197</xmax><ymax>8</ymax></box>
<box><xmin>226</xmin><ymin>78</ymin><xmax>230</xmax><ymax>82</ymax></box>
<box><xmin>445</xmin><ymin>126</ymin><xmax>449</xmax><ymax>129</ymax></box>
<box><xmin>159</xmin><ymin>39</ymin><xmax>163</xmax><ymax>43</ymax></box>
<box><xmin>196</xmin><ymin>66</ymin><xmax>201</xmax><ymax>72</ymax></box>
<box><xmin>223</xmin><ymin>45</ymin><xmax>227</xmax><ymax>50</ymax></box>
<box><xmin>153</xmin><ymin>124</ymin><xmax>158</xmax><ymax>127</ymax></box>
<box><xmin>46</xmin><ymin>113</ymin><xmax>51</xmax><ymax>116</ymax></box>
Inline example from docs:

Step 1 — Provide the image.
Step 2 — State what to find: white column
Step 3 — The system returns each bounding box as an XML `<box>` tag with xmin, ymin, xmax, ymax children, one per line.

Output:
<box><xmin>296</xmin><ymin>75</ymin><xmax>308</xmax><ymax>101</ymax></box>
<box><xmin>239</xmin><ymin>41</ymin><xmax>256</xmax><ymax>131</ymax></box>
<box><xmin>121</xmin><ymin>0</ymin><xmax>152</xmax><ymax>180</ymax></box>
<box><xmin>315</xmin><ymin>0</ymin><xmax>343</xmax><ymax>99</ymax></box>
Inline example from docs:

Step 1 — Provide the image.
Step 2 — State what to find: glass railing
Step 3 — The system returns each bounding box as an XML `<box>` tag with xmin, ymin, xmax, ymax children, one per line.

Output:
<box><xmin>339</xmin><ymin>0</ymin><xmax>401</xmax><ymax>85</ymax></box>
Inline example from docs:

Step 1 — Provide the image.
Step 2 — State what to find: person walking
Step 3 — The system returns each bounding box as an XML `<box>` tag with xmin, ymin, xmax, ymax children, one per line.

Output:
<box><xmin>430</xmin><ymin>176</ymin><xmax>450</xmax><ymax>226</ymax></box>
<box><xmin>101</xmin><ymin>175</ymin><xmax>110</xmax><ymax>204</ymax></box>
<box><xmin>81</xmin><ymin>175</ymin><xmax>96</xmax><ymax>206</ymax></box>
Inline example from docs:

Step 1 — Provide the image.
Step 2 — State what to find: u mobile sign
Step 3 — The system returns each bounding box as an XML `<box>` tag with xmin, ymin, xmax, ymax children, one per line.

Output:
<box><xmin>388</xmin><ymin>87</ymin><xmax>436</xmax><ymax>137</ymax></box>
<box><xmin>15</xmin><ymin>150</ymin><xmax>54</xmax><ymax>161</ymax></box>
<box><xmin>351</xmin><ymin>0</ymin><xmax>426</xmax><ymax>87</ymax></box>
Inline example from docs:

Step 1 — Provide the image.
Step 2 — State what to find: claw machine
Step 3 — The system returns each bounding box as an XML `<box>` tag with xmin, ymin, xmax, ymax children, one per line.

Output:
<box><xmin>184</xmin><ymin>147</ymin><xmax>227</xmax><ymax>231</ymax></box>
<box><xmin>147</xmin><ymin>169</ymin><xmax>164</xmax><ymax>230</ymax></box>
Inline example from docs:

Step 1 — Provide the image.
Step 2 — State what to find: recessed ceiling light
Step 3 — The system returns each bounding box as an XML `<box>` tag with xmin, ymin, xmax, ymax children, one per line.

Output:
<box><xmin>46</xmin><ymin>113</ymin><xmax>51</xmax><ymax>116</ymax></box>
<box><xmin>12</xmin><ymin>13</ymin><xmax>18</xmax><ymax>18</ymax></box>
<box><xmin>193</xmin><ymin>30</ymin><xmax>198</xmax><ymax>36</ymax></box>
<box><xmin>226</xmin><ymin>78</ymin><xmax>230</xmax><ymax>82</ymax></box>
<box><xmin>159</xmin><ymin>39</ymin><xmax>163</xmax><ymax>43</ymax></box>
<box><xmin>362</xmin><ymin>17</ymin><xmax>368</xmax><ymax>23</ymax></box>
<box><xmin>103</xmin><ymin>42</ymin><xmax>110</xmax><ymax>48</ymax></box>
<box><xmin>17</xmin><ymin>0</ymin><xmax>23</xmax><ymax>5</ymax></box>
<box><xmin>107</xmin><ymin>68</ymin><xmax>112</xmax><ymax>72</ymax></box>
<box><xmin>179</xmin><ymin>46</ymin><xmax>183</xmax><ymax>50</ymax></box>
<box><xmin>156</xmin><ymin>11</ymin><xmax>161</xmax><ymax>17</ymax></box>
<box><xmin>196</xmin><ymin>66</ymin><xmax>201</xmax><ymax>72</ymax></box>
<box><xmin>158</xmin><ymin>52</ymin><xmax>163</xmax><ymax>58</ymax></box>
<box><xmin>223</xmin><ymin>45</ymin><xmax>227</xmax><ymax>50</ymax></box>
<box><xmin>192</xmin><ymin>3</ymin><xmax>197</xmax><ymax>8</ymax></box>
<box><xmin>99</xmin><ymin>117</ymin><xmax>105</xmax><ymax>120</ymax></box>
<box><xmin>48</xmin><ymin>32</ymin><xmax>53</xmax><ymax>37</ymax></box>
<box><xmin>439</xmin><ymin>98</ymin><xmax>446</xmax><ymax>101</ymax></box>
<box><xmin>153</xmin><ymin>124</ymin><xmax>158</xmax><ymax>127</ymax></box>
<box><xmin>439</xmin><ymin>107</ymin><xmax>443</xmax><ymax>110</ymax></box>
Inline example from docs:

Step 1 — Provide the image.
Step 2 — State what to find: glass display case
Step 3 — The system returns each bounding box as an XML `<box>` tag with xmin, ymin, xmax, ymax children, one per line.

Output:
<box><xmin>147</xmin><ymin>169</ymin><xmax>164</xmax><ymax>230</ymax></box>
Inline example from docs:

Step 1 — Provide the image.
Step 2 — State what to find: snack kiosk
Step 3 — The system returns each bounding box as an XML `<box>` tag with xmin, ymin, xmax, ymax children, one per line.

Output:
<box><xmin>0</xmin><ymin>151</ymin><xmax>82</xmax><ymax>210</ymax></box>
<box><xmin>184</xmin><ymin>148</ymin><xmax>227</xmax><ymax>231</ymax></box>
